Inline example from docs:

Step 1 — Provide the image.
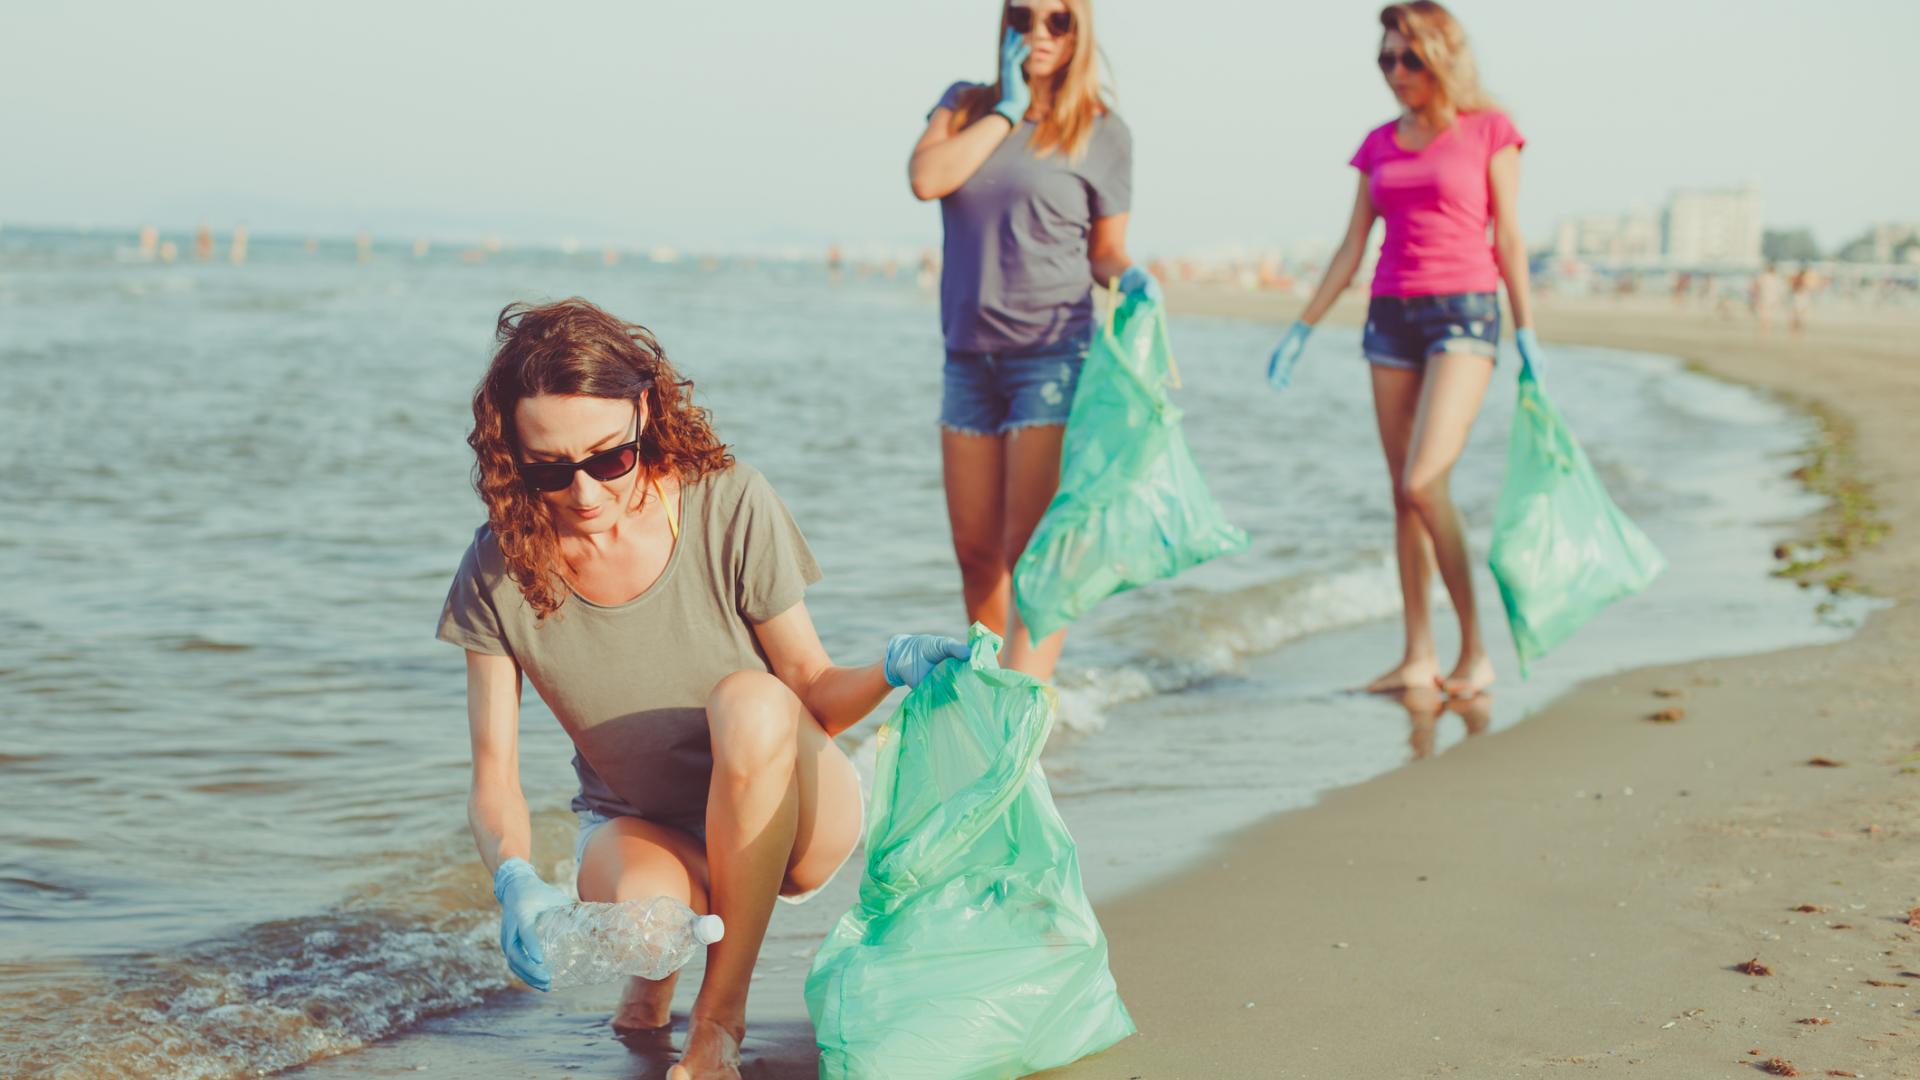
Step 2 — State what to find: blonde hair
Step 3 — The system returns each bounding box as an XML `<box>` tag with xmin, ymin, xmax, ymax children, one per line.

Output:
<box><xmin>1379</xmin><ymin>1</ymin><xmax>1499</xmax><ymax>117</ymax></box>
<box><xmin>948</xmin><ymin>0</ymin><xmax>1107</xmax><ymax>160</ymax></box>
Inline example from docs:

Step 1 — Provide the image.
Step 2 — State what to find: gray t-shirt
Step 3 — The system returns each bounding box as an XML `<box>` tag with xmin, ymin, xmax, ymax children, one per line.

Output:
<box><xmin>435</xmin><ymin>461</ymin><xmax>822</xmax><ymax>830</ymax></box>
<box><xmin>933</xmin><ymin>81</ymin><xmax>1133</xmax><ymax>354</ymax></box>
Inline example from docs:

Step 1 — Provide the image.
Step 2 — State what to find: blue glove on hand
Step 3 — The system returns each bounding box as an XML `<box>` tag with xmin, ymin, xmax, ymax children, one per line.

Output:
<box><xmin>994</xmin><ymin>28</ymin><xmax>1032</xmax><ymax>124</ymax></box>
<box><xmin>493</xmin><ymin>857</ymin><xmax>570</xmax><ymax>991</ymax></box>
<box><xmin>1118</xmin><ymin>265</ymin><xmax>1163</xmax><ymax>305</ymax></box>
<box><xmin>1266</xmin><ymin>320</ymin><xmax>1313</xmax><ymax>390</ymax></box>
<box><xmin>1514</xmin><ymin>327</ymin><xmax>1545</xmax><ymax>379</ymax></box>
<box><xmin>884</xmin><ymin>633</ymin><xmax>970</xmax><ymax>689</ymax></box>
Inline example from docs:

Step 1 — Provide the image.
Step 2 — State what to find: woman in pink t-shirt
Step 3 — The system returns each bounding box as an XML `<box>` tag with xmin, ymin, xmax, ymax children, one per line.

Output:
<box><xmin>1266</xmin><ymin>1</ymin><xmax>1542</xmax><ymax>698</ymax></box>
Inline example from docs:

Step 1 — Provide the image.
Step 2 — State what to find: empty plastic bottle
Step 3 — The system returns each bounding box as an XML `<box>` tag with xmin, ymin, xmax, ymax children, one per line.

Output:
<box><xmin>533</xmin><ymin>896</ymin><xmax>725</xmax><ymax>988</ymax></box>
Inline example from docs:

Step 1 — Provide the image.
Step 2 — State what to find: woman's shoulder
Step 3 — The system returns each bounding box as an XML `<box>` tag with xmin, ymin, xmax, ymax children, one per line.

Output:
<box><xmin>458</xmin><ymin>523</ymin><xmax>510</xmax><ymax>581</ymax></box>
<box><xmin>934</xmin><ymin>80</ymin><xmax>984</xmax><ymax>112</ymax></box>
<box><xmin>1460</xmin><ymin>109</ymin><xmax>1521</xmax><ymax>140</ymax></box>
<box><xmin>694</xmin><ymin>460</ymin><xmax>776</xmax><ymax>513</ymax></box>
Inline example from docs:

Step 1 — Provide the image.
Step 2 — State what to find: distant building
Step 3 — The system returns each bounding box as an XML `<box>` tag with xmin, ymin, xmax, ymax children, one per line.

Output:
<box><xmin>1553</xmin><ymin>207</ymin><xmax>1662</xmax><ymax>264</ymax></box>
<box><xmin>1662</xmin><ymin>186</ymin><xmax>1764</xmax><ymax>268</ymax></box>
<box><xmin>1836</xmin><ymin>223</ymin><xmax>1920</xmax><ymax>265</ymax></box>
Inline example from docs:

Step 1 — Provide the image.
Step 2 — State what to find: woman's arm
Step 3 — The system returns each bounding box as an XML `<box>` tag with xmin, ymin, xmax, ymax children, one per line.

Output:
<box><xmin>753</xmin><ymin>601</ymin><xmax>892</xmax><ymax>738</ymax></box>
<box><xmin>909</xmin><ymin>107</ymin><xmax>1015</xmax><ymax>201</ymax></box>
<box><xmin>1088</xmin><ymin>213</ymin><xmax>1136</xmax><ymax>287</ymax></box>
<box><xmin>465</xmin><ymin>649</ymin><xmax>533</xmax><ymax>876</ymax></box>
<box><xmin>1488</xmin><ymin>146</ymin><xmax>1534</xmax><ymax>329</ymax></box>
<box><xmin>1297</xmin><ymin>176</ymin><xmax>1379</xmax><ymax>325</ymax></box>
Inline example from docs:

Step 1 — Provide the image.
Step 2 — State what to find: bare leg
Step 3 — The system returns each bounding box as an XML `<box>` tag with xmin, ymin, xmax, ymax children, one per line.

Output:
<box><xmin>999</xmin><ymin>423</ymin><xmax>1068</xmax><ymax>680</ymax></box>
<box><xmin>1364</xmin><ymin>364</ymin><xmax>1440</xmax><ymax>693</ymax></box>
<box><xmin>942</xmin><ymin>429</ymin><xmax>1008</xmax><ymax>634</ymax></box>
<box><xmin>671</xmin><ymin>671</ymin><xmax>861</xmax><ymax>1080</ymax></box>
<box><xmin>1399</xmin><ymin>351</ymin><xmax>1497</xmax><ymax>697</ymax></box>
<box><xmin>576</xmin><ymin>818</ymin><xmax>708</xmax><ymax>1034</ymax></box>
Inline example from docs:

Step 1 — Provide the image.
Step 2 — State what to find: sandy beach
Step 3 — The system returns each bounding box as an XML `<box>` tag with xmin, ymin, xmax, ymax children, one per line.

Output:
<box><xmin>1035</xmin><ymin>290</ymin><xmax>1920</xmax><ymax>1079</ymax></box>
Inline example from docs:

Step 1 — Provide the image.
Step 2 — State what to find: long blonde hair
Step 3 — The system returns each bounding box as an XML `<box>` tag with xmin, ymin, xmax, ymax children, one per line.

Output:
<box><xmin>948</xmin><ymin>0</ymin><xmax>1107</xmax><ymax>160</ymax></box>
<box><xmin>1379</xmin><ymin>2</ymin><xmax>1499</xmax><ymax>118</ymax></box>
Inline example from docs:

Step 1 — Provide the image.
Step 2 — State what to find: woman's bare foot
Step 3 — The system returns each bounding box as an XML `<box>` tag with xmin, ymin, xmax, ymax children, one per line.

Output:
<box><xmin>666</xmin><ymin>1016</ymin><xmax>743</xmax><ymax>1080</ymax></box>
<box><xmin>1363</xmin><ymin>656</ymin><xmax>1440</xmax><ymax>694</ymax></box>
<box><xmin>1436</xmin><ymin>654</ymin><xmax>1495</xmax><ymax>699</ymax></box>
<box><xmin>610</xmin><ymin>975</ymin><xmax>676</xmax><ymax>1035</ymax></box>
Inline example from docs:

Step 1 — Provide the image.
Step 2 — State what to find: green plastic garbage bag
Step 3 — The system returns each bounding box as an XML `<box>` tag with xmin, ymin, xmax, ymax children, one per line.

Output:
<box><xmin>805</xmin><ymin>625</ymin><xmax>1134</xmax><ymax>1080</ymax></box>
<box><xmin>1013</xmin><ymin>290</ymin><xmax>1248</xmax><ymax>643</ymax></box>
<box><xmin>1488</xmin><ymin>363</ymin><xmax>1665</xmax><ymax>673</ymax></box>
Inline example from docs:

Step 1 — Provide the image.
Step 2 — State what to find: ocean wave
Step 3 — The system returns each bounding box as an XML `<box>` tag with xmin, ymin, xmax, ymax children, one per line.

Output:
<box><xmin>0</xmin><ymin>832</ymin><xmax>577</xmax><ymax>1080</ymax></box>
<box><xmin>1052</xmin><ymin>556</ymin><xmax>1408</xmax><ymax>735</ymax></box>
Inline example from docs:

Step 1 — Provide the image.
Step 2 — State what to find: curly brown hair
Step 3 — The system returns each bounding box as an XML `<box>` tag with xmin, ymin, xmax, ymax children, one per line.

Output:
<box><xmin>468</xmin><ymin>298</ymin><xmax>732</xmax><ymax>618</ymax></box>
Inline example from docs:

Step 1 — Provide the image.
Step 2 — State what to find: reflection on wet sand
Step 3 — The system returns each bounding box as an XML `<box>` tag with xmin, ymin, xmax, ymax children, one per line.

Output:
<box><xmin>1398</xmin><ymin>687</ymin><xmax>1492</xmax><ymax>761</ymax></box>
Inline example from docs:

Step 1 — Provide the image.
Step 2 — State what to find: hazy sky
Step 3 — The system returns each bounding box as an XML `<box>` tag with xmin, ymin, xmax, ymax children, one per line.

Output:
<box><xmin>4</xmin><ymin>1</ymin><xmax>1909</xmax><ymax>256</ymax></box>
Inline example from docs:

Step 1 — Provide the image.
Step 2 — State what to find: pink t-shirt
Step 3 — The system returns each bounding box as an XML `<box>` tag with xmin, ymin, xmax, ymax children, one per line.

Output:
<box><xmin>1349</xmin><ymin>110</ymin><xmax>1524</xmax><ymax>298</ymax></box>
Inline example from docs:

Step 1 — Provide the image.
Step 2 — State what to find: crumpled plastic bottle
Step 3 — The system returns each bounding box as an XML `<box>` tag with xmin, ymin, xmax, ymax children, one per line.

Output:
<box><xmin>533</xmin><ymin>896</ymin><xmax>724</xmax><ymax>988</ymax></box>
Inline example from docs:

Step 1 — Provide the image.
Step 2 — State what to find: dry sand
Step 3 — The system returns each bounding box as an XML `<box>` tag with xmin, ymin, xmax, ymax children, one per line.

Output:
<box><xmin>1038</xmin><ymin>290</ymin><xmax>1920</xmax><ymax>1079</ymax></box>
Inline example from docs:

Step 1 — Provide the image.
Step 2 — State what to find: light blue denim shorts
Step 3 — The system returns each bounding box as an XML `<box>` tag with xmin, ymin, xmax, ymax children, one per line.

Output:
<box><xmin>939</xmin><ymin>336</ymin><xmax>1089</xmax><ymax>436</ymax></box>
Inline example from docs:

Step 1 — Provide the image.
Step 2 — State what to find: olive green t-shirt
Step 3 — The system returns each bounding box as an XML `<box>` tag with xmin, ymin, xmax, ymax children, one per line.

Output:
<box><xmin>435</xmin><ymin>461</ymin><xmax>822</xmax><ymax>831</ymax></box>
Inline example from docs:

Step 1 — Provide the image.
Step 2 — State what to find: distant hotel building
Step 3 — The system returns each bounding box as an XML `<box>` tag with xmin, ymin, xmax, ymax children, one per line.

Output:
<box><xmin>1662</xmin><ymin>186</ymin><xmax>1764</xmax><ymax>268</ymax></box>
<box><xmin>1553</xmin><ymin>186</ymin><xmax>1764</xmax><ymax>269</ymax></box>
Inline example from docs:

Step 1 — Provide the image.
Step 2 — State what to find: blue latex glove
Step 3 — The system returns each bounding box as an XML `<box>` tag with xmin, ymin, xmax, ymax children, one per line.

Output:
<box><xmin>492</xmin><ymin>857</ymin><xmax>570</xmax><ymax>991</ymax></box>
<box><xmin>1118</xmin><ymin>265</ymin><xmax>1163</xmax><ymax>305</ymax></box>
<box><xmin>1514</xmin><ymin>327</ymin><xmax>1545</xmax><ymax>380</ymax></box>
<box><xmin>883</xmin><ymin>633</ymin><xmax>970</xmax><ymax>689</ymax></box>
<box><xmin>1266</xmin><ymin>320</ymin><xmax>1313</xmax><ymax>390</ymax></box>
<box><xmin>993</xmin><ymin>28</ymin><xmax>1032</xmax><ymax>124</ymax></box>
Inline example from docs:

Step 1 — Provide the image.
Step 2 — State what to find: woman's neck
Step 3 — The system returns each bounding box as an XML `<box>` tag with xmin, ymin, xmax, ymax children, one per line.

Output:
<box><xmin>1028</xmin><ymin>75</ymin><xmax>1058</xmax><ymax>118</ymax></box>
<box><xmin>1403</xmin><ymin>102</ymin><xmax>1456</xmax><ymax>132</ymax></box>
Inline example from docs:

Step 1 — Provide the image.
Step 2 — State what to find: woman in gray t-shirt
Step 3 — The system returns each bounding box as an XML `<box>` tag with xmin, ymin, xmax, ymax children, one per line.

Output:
<box><xmin>437</xmin><ymin>299</ymin><xmax>964</xmax><ymax>1078</ymax></box>
<box><xmin>908</xmin><ymin>0</ymin><xmax>1156</xmax><ymax>682</ymax></box>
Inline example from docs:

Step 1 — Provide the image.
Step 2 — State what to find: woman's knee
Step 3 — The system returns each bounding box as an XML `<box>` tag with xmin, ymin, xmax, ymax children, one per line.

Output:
<box><xmin>578</xmin><ymin>820</ymin><xmax>708</xmax><ymax>909</ymax></box>
<box><xmin>1397</xmin><ymin>470</ymin><xmax>1451</xmax><ymax>517</ymax></box>
<box><xmin>951</xmin><ymin>536</ymin><xmax>1005</xmax><ymax>584</ymax></box>
<box><xmin>706</xmin><ymin>670</ymin><xmax>800</xmax><ymax>771</ymax></box>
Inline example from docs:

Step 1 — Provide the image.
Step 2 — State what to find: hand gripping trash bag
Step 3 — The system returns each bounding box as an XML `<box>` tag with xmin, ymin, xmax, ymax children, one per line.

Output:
<box><xmin>1012</xmin><ymin>289</ymin><xmax>1248</xmax><ymax>643</ymax></box>
<box><xmin>1488</xmin><ymin>362</ymin><xmax>1665</xmax><ymax>673</ymax></box>
<box><xmin>805</xmin><ymin>625</ymin><xmax>1134</xmax><ymax>1080</ymax></box>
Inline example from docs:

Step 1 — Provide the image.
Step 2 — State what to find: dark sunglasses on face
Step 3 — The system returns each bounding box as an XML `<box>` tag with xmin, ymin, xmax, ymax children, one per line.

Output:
<box><xmin>1378</xmin><ymin>47</ymin><xmax>1426</xmax><ymax>74</ymax></box>
<box><xmin>516</xmin><ymin>410</ymin><xmax>643</xmax><ymax>493</ymax></box>
<box><xmin>1007</xmin><ymin>6</ymin><xmax>1073</xmax><ymax>37</ymax></box>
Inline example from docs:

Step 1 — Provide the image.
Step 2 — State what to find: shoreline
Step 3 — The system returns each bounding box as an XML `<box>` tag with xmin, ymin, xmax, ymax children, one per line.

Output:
<box><xmin>280</xmin><ymin>292</ymin><xmax>1920</xmax><ymax>1080</ymax></box>
<box><xmin>1036</xmin><ymin>288</ymin><xmax>1920</xmax><ymax>1078</ymax></box>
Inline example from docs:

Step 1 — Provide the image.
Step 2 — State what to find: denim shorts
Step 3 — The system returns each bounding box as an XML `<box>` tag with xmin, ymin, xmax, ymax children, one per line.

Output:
<box><xmin>939</xmin><ymin>337</ymin><xmax>1089</xmax><ymax>436</ymax></box>
<box><xmin>1362</xmin><ymin>292</ymin><xmax>1501</xmax><ymax>370</ymax></box>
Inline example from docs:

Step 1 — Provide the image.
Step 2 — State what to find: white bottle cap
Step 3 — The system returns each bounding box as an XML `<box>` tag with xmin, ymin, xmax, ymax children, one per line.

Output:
<box><xmin>692</xmin><ymin>914</ymin><xmax>726</xmax><ymax>945</ymax></box>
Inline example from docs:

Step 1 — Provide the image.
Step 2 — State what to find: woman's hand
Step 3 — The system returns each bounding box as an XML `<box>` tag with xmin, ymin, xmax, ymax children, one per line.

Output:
<box><xmin>883</xmin><ymin>634</ymin><xmax>970</xmax><ymax>689</ymax></box>
<box><xmin>1266</xmin><ymin>320</ymin><xmax>1313</xmax><ymax>390</ymax></box>
<box><xmin>993</xmin><ymin>28</ymin><xmax>1033</xmax><ymax>124</ymax></box>
<box><xmin>1118</xmin><ymin>265</ymin><xmax>1163</xmax><ymax>305</ymax></box>
<box><xmin>1514</xmin><ymin>328</ymin><xmax>1545</xmax><ymax>380</ymax></box>
<box><xmin>492</xmin><ymin>857</ymin><xmax>570</xmax><ymax>991</ymax></box>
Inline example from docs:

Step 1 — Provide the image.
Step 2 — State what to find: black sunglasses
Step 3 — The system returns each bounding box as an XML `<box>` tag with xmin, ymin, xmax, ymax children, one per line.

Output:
<box><xmin>516</xmin><ymin>408</ymin><xmax>643</xmax><ymax>493</ymax></box>
<box><xmin>1007</xmin><ymin>6</ymin><xmax>1073</xmax><ymax>37</ymax></box>
<box><xmin>1378</xmin><ymin>47</ymin><xmax>1426</xmax><ymax>74</ymax></box>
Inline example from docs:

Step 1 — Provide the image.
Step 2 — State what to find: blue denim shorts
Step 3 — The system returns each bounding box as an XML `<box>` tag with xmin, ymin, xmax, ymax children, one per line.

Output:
<box><xmin>1362</xmin><ymin>292</ymin><xmax>1501</xmax><ymax>370</ymax></box>
<box><xmin>939</xmin><ymin>337</ymin><xmax>1088</xmax><ymax>436</ymax></box>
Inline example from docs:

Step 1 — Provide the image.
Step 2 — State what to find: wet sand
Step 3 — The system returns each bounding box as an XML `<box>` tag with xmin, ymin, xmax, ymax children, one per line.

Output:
<box><xmin>292</xmin><ymin>293</ymin><xmax>1920</xmax><ymax>1079</ymax></box>
<box><xmin>1035</xmin><ymin>290</ymin><xmax>1920</xmax><ymax>1079</ymax></box>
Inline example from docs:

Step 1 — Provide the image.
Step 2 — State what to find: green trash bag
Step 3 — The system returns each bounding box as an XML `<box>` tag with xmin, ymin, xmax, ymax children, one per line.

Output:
<box><xmin>1488</xmin><ymin>363</ymin><xmax>1665</xmax><ymax>673</ymax></box>
<box><xmin>806</xmin><ymin>625</ymin><xmax>1134</xmax><ymax>1080</ymax></box>
<box><xmin>1013</xmin><ymin>289</ymin><xmax>1248</xmax><ymax>643</ymax></box>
